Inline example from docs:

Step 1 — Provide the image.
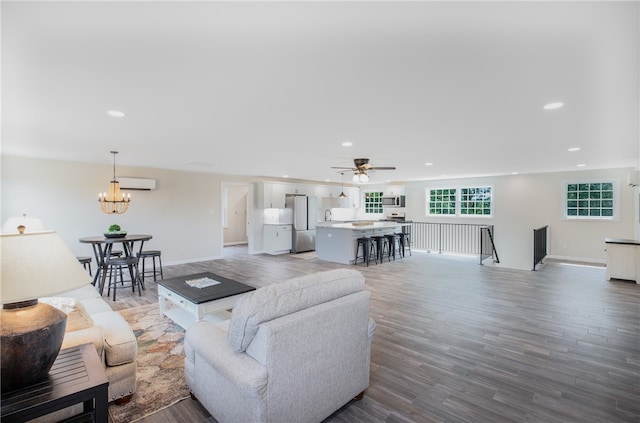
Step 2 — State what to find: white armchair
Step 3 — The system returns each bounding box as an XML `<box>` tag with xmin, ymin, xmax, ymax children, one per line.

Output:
<box><xmin>184</xmin><ymin>268</ymin><xmax>376</xmax><ymax>423</ymax></box>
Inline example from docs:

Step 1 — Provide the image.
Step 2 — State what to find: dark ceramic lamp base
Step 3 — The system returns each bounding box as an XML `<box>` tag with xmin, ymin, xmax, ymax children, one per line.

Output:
<box><xmin>1</xmin><ymin>300</ymin><xmax>67</xmax><ymax>393</ymax></box>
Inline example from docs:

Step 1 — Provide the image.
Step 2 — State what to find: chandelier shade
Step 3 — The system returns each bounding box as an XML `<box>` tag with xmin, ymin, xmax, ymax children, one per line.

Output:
<box><xmin>352</xmin><ymin>171</ymin><xmax>369</xmax><ymax>184</ymax></box>
<box><xmin>98</xmin><ymin>151</ymin><xmax>131</xmax><ymax>214</ymax></box>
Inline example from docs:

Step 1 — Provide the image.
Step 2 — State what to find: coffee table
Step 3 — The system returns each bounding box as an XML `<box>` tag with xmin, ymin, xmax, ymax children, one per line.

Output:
<box><xmin>157</xmin><ymin>272</ymin><xmax>255</xmax><ymax>329</ymax></box>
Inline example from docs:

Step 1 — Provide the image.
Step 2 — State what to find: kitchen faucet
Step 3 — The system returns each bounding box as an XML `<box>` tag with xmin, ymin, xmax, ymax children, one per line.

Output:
<box><xmin>324</xmin><ymin>209</ymin><xmax>332</xmax><ymax>221</ymax></box>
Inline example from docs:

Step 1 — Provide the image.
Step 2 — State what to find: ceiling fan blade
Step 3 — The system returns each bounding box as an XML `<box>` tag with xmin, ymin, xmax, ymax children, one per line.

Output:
<box><xmin>331</xmin><ymin>166</ymin><xmax>357</xmax><ymax>170</ymax></box>
<box><xmin>369</xmin><ymin>166</ymin><xmax>396</xmax><ymax>170</ymax></box>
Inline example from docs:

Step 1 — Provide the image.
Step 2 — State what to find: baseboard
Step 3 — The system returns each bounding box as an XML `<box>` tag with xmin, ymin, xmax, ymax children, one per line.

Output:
<box><xmin>546</xmin><ymin>254</ymin><xmax>606</xmax><ymax>266</ymax></box>
<box><xmin>163</xmin><ymin>256</ymin><xmax>222</xmax><ymax>266</ymax></box>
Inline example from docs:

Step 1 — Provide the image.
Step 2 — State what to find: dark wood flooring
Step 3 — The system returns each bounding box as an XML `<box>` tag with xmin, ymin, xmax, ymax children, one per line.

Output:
<box><xmin>106</xmin><ymin>246</ymin><xmax>640</xmax><ymax>423</ymax></box>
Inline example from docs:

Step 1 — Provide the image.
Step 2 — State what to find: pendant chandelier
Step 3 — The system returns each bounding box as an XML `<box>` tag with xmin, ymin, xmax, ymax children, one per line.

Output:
<box><xmin>98</xmin><ymin>151</ymin><xmax>131</xmax><ymax>214</ymax></box>
<box><xmin>339</xmin><ymin>172</ymin><xmax>347</xmax><ymax>198</ymax></box>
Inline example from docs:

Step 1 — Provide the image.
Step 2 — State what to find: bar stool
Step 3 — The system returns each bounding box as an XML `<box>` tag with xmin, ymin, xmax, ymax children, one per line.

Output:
<box><xmin>137</xmin><ymin>250</ymin><xmax>163</xmax><ymax>282</ymax></box>
<box><xmin>354</xmin><ymin>237</ymin><xmax>377</xmax><ymax>266</ymax></box>
<box><xmin>397</xmin><ymin>232</ymin><xmax>412</xmax><ymax>257</ymax></box>
<box><xmin>107</xmin><ymin>250</ymin><xmax>124</xmax><ymax>284</ymax></box>
<box><xmin>371</xmin><ymin>235</ymin><xmax>390</xmax><ymax>263</ymax></box>
<box><xmin>385</xmin><ymin>234</ymin><xmax>401</xmax><ymax>260</ymax></box>
<box><xmin>77</xmin><ymin>256</ymin><xmax>92</xmax><ymax>276</ymax></box>
<box><xmin>106</xmin><ymin>256</ymin><xmax>143</xmax><ymax>301</ymax></box>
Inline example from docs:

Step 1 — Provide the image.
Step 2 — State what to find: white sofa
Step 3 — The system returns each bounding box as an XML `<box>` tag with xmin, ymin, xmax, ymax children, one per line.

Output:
<box><xmin>184</xmin><ymin>268</ymin><xmax>376</xmax><ymax>423</ymax></box>
<box><xmin>46</xmin><ymin>284</ymin><xmax>138</xmax><ymax>403</ymax></box>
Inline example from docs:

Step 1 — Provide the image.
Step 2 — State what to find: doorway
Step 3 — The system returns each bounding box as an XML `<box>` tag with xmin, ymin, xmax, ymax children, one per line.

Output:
<box><xmin>223</xmin><ymin>185</ymin><xmax>249</xmax><ymax>246</ymax></box>
<box><xmin>221</xmin><ymin>182</ymin><xmax>254</xmax><ymax>254</ymax></box>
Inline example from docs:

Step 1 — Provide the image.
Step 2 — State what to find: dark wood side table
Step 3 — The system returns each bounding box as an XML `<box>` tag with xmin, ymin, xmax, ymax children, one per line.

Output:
<box><xmin>1</xmin><ymin>343</ymin><xmax>109</xmax><ymax>423</ymax></box>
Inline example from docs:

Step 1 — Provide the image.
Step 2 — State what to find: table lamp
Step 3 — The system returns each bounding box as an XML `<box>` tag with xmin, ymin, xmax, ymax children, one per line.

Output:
<box><xmin>0</xmin><ymin>227</ymin><xmax>92</xmax><ymax>392</ymax></box>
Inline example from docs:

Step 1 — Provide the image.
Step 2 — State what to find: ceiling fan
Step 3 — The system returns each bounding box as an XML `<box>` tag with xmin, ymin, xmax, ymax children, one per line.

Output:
<box><xmin>331</xmin><ymin>158</ymin><xmax>396</xmax><ymax>183</ymax></box>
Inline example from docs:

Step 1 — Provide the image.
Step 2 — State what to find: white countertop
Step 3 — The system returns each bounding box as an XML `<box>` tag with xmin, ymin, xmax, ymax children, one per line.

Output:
<box><xmin>316</xmin><ymin>221</ymin><xmax>405</xmax><ymax>231</ymax></box>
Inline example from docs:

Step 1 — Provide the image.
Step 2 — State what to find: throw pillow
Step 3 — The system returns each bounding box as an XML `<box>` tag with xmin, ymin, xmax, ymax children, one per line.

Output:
<box><xmin>39</xmin><ymin>297</ymin><xmax>94</xmax><ymax>332</ymax></box>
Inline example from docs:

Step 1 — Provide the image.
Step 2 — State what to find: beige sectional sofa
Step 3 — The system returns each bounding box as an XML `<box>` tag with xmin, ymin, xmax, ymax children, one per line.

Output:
<box><xmin>45</xmin><ymin>284</ymin><xmax>138</xmax><ymax>403</ymax></box>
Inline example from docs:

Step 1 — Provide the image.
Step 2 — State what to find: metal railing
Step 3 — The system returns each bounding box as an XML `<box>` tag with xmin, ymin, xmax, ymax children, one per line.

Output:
<box><xmin>410</xmin><ymin>222</ymin><xmax>498</xmax><ymax>264</ymax></box>
<box><xmin>532</xmin><ymin>225</ymin><xmax>548</xmax><ymax>271</ymax></box>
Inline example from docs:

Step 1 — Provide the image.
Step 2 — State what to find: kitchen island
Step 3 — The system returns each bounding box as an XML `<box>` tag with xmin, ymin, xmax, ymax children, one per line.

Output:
<box><xmin>316</xmin><ymin>221</ymin><xmax>406</xmax><ymax>264</ymax></box>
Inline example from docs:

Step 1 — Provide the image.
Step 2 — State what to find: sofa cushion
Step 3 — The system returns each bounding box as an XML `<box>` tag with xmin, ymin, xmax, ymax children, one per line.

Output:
<box><xmin>228</xmin><ymin>268</ymin><xmax>365</xmax><ymax>352</ymax></box>
<box><xmin>78</xmin><ymin>297</ymin><xmax>114</xmax><ymax>315</ymax></box>
<box><xmin>92</xmin><ymin>311</ymin><xmax>138</xmax><ymax>366</ymax></box>
<box><xmin>40</xmin><ymin>297</ymin><xmax>94</xmax><ymax>332</ymax></box>
<box><xmin>58</xmin><ymin>284</ymin><xmax>101</xmax><ymax>300</ymax></box>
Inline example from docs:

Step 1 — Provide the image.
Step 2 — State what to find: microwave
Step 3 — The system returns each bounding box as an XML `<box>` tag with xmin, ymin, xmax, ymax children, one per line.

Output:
<box><xmin>382</xmin><ymin>195</ymin><xmax>405</xmax><ymax>207</ymax></box>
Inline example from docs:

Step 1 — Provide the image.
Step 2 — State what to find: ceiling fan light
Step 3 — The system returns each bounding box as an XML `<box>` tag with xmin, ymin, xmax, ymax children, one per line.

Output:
<box><xmin>353</xmin><ymin>172</ymin><xmax>368</xmax><ymax>184</ymax></box>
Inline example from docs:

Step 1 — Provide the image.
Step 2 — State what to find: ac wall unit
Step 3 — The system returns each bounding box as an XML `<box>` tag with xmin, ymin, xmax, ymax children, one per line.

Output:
<box><xmin>118</xmin><ymin>177</ymin><xmax>157</xmax><ymax>191</ymax></box>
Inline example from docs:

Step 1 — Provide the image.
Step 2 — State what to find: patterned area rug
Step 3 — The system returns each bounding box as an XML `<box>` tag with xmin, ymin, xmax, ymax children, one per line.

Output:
<box><xmin>109</xmin><ymin>303</ymin><xmax>190</xmax><ymax>423</ymax></box>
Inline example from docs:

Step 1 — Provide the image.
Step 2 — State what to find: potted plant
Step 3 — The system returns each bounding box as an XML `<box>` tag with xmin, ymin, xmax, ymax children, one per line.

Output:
<box><xmin>104</xmin><ymin>224</ymin><xmax>127</xmax><ymax>238</ymax></box>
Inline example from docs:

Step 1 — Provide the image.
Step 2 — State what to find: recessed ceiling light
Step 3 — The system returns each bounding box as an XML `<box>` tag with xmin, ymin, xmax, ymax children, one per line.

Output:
<box><xmin>568</xmin><ymin>147</ymin><xmax>581</xmax><ymax>152</ymax></box>
<box><xmin>107</xmin><ymin>110</ymin><xmax>126</xmax><ymax>117</ymax></box>
<box><xmin>341</xmin><ymin>141</ymin><xmax>353</xmax><ymax>147</ymax></box>
<box><xmin>577</xmin><ymin>164</ymin><xmax>586</xmax><ymax>167</ymax></box>
<box><xmin>511</xmin><ymin>172</ymin><xmax>519</xmax><ymax>175</ymax></box>
<box><xmin>425</xmin><ymin>162</ymin><xmax>433</xmax><ymax>166</ymax></box>
<box><xmin>543</xmin><ymin>102</ymin><xmax>564</xmax><ymax>110</ymax></box>
<box><xmin>283</xmin><ymin>175</ymin><xmax>289</xmax><ymax>178</ymax></box>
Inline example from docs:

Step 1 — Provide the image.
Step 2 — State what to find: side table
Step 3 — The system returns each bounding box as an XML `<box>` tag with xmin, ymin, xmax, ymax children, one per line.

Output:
<box><xmin>1</xmin><ymin>343</ymin><xmax>109</xmax><ymax>423</ymax></box>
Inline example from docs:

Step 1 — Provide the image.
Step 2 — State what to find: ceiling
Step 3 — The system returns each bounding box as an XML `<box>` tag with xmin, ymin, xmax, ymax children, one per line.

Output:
<box><xmin>2</xmin><ymin>1</ymin><xmax>639</xmax><ymax>184</ymax></box>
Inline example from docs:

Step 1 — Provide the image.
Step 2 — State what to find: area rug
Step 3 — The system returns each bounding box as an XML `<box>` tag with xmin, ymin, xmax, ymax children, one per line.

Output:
<box><xmin>109</xmin><ymin>303</ymin><xmax>190</xmax><ymax>423</ymax></box>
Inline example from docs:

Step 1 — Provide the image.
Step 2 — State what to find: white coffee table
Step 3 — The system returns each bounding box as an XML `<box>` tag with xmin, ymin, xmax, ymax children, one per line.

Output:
<box><xmin>157</xmin><ymin>272</ymin><xmax>255</xmax><ymax>329</ymax></box>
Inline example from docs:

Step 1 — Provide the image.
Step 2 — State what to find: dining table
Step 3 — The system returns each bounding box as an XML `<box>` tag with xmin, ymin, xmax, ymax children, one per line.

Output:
<box><xmin>79</xmin><ymin>234</ymin><xmax>152</xmax><ymax>296</ymax></box>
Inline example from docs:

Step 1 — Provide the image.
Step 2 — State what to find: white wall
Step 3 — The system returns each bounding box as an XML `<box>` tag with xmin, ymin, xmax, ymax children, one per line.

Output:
<box><xmin>1</xmin><ymin>155</ymin><xmax>256</xmax><ymax>264</ymax></box>
<box><xmin>403</xmin><ymin>167</ymin><xmax>636</xmax><ymax>270</ymax></box>
<box><xmin>2</xmin><ymin>155</ymin><xmax>634</xmax><ymax>270</ymax></box>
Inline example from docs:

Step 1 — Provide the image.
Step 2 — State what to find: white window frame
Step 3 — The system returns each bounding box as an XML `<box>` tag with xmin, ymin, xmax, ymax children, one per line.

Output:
<box><xmin>562</xmin><ymin>179</ymin><xmax>619</xmax><ymax>221</ymax></box>
<box><xmin>363</xmin><ymin>191</ymin><xmax>384</xmax><ymax>215</ymax></box>
<box><xmin>426</xmin><ymin>185</ymin><xmax>494</xmax><ymax>218</ymax></box>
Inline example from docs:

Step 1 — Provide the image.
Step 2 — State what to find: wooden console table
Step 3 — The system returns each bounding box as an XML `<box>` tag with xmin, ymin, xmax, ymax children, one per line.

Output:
<box><xmin>1</xmin><ymin>343</ymin><xmax>109</xmax><ymax>423</ymax></box>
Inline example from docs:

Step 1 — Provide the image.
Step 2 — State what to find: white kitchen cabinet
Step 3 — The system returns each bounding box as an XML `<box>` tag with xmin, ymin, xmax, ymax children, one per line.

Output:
<box><xmin>264</xmin><ymin>224</ymin><xmax>292</xmax><ymax>255</ymax></box>
<box><xmin>262</xmin><ymin>183</ymin><xmax>288</xmax><ymax>209</ymax></box>
<box><xmin>605</xmin><ymin>239</ymin><xmax>639</xmax><ymax>282</ymax></box>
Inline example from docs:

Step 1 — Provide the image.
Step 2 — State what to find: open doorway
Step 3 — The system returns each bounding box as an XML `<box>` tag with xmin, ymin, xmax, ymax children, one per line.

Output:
<box><xmin>223</xmin><ymin>184</ymin><xmax>249</xmax><ymax>246</ymax></box>
<box><xmin>221</xmin><ymin>182</ymin><xmax>254</xmax><ymax>255</ymax></box>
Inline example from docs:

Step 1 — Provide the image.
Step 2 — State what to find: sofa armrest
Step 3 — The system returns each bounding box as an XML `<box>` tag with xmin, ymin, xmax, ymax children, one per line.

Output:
<box><xmin>185</xmin><ymin>321</ymin><xmax>267</xmax><ymax>392</ymax></box>
<box><xmin>61</xmin><ymin>326</ymin><xmax>104</xmax><ymax>359</ymax></box>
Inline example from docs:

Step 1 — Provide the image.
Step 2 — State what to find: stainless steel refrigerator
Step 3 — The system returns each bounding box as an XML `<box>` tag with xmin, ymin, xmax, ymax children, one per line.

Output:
<box><xmin>285</xmin><ymin>194</ymin><xmax>317</xmax><ymax>253</ymax></box>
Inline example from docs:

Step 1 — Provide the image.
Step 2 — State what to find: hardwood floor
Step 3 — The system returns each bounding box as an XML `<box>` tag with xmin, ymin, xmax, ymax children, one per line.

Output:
<box><xmin>107</xmin><ymin>246</ymin><xmax>640</xmax><ymax>423</ymax></box>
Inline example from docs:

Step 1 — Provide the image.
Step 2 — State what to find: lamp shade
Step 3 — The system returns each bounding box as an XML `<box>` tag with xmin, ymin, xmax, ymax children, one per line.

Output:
<box><xmin>1</xmin><ymin>215</ymin><xmax>45</xmax><ymax>234</ymax></box>
<box><xmin>0</xmin><ymin>231</ymin><xmax>91</xmax><ymax>304</ymax></box>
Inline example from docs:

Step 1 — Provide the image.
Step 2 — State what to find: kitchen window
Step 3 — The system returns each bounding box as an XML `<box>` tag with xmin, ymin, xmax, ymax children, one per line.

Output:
<box><xmin>427</xmin><ymin>186</ymin><xmax>493</xmax><ymax>217</ymax></box>
<box><xmin>460</xmin><ymin>187</ymin><xmax>492</xmax><ymax>216</ymax></box>
<box><xmin>364</xmin><ymin>191</ymin><xmax>384</xmax><ymax>214</ymax></box>
<box><xmin>429</xmin><ymin>188</ymin><xmax>457</xmax><ymax>215</ymax></box>
<box><xmin>564</xmin><ymin>181</ymin><xmax>616</xmax><ymax>219</ymax></box>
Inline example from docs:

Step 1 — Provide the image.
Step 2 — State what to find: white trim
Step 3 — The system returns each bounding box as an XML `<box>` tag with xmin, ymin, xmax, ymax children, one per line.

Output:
<box><xmin>163</xmin><ymin>256</ymin><xmax>221</xmax><ymax>266</ymax></box>
<box><xmin>546</xmin><ymin>254</ymin><xmax>606</xmax><ymax>266</ymax></box>
<box><xmin>561</xmin><ymin>178</ymin><xmax>619</xmax><ymax>221</ymax></box>
<box><xmin>425</xmin><ymin>185</ymin><xmax>494</xmax><ymax>218</ymax></box>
